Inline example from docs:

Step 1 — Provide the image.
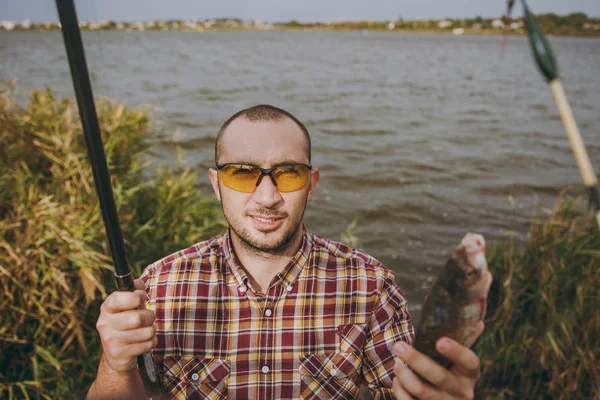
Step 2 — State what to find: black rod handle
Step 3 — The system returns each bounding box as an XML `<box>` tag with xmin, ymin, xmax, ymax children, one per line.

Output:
<box><xmin>55</xmin><ymin>0</ymin><xmax>162</xmax><ymax>394</ymax></box>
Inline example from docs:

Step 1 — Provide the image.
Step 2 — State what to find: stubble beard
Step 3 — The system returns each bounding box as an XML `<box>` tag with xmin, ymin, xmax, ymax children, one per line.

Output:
<box><xmin>224</xmin><ymin>206</ymin><xmax>306</xmax><ymax>257</ymax></box>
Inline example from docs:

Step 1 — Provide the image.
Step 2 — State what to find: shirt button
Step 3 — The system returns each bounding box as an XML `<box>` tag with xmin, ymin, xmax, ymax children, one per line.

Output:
<box><xmin>238</xmin><ymin>285</ymin><xmax>247</xmax><ymax>293</ymax></box>
<box><xmin>191</xmin><ymin>372</ymin><xmax>199</xmax><ymax>381</ymax></box>
<box><xmin>330</xmin><ymin>369</ymin><xmax>338</xmax><ymax>377</ymax></box>
<box><xmin>286</xmin><ymin>285</ymin><xmax>293</xmax><ymax>292</ymax></box>
<box><xmin>265</xmin><ymin>309</ymin><xmax>272</xmax><ymax>317</ymax></box>
<box><xmin>261</xmin><ymin>365</ymin><xmax>270</xmax><ymax>374</ymax></box>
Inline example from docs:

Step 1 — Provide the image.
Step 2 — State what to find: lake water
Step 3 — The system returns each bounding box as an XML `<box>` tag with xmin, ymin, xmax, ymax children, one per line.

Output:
<box><xmin>2</xmin><ymin>30</ymin><xmax>599</xmax><ymax>319</ymax></box>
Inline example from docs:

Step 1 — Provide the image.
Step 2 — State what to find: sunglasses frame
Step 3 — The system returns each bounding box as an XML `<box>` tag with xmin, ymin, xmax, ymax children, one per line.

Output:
<box><xmin>216</xmin><ymin>163</ymin><xmax>313</xmax><ymax>192</ymax></box>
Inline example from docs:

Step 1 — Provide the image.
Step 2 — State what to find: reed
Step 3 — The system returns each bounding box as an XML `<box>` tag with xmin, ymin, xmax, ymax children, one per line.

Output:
<box><xmin>0</xmin><ymin>85</ymin><xmax>226</xmax><ymax>399</ymax></box>
<box><xmin>477</xmin><ymin>194</ymin><xmax>600</xmax><ymax>399</ymax></box>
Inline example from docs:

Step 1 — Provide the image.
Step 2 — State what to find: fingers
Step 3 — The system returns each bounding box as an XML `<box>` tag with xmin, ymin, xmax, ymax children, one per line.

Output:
<box><xmin>393</xmin><ymin>362</ymin><xmax>443</xmax><ymax>400</ymax></box>
<box><xmin>109</xmin><ymin>309</ymin><xmax>156</xmax><ymax>331</ymax></box>
<box><xmin>392</xmin><ymin>374</ymin><xmax>415</xmax><ymax>399</ymax></box>
<box><xmin>102</xmin><ymin>289</ymin><xmax>146</xmax><ymax>314</ymax></box>
<box><xmin>436</xmin><ymin>337</ymin><xmax>481</xmax><ymax>380</ymax></box>
<box><xmin>119</xmin><ymin>324</ymin><xmax>157</xmax><ymax>344</ymax></box>
<box><xmin>119</xmin><ymin>336</ymin><xmax>157</xmax><ymax>358</ymax></box>
<box><xmin>394</xmin><ymin>342</ymin><xmax>454</xmax><ymax>394</ymax></box>
<box><xmin>103</xmin><ymin>335</ymin><xmax>158</xmax><ymax>367</ymax></box>
<box><xmin>96</xmin><ymin>283</ymin><xmax>157</xmax><ymax>374</ymax></box>
<box><xmin>97</xmin><ymin>317</ymin><xmax>158</xmax><ymax>373</ymax></box>
<box><xmin>394</xmin><ymin>339</ymin><xmax>480</xmax><ymax>399</ymax></box>
<box><xmin>133</xmin><ymin>279</ymin><xmax>146</xmax><ymax>291</ymax></box>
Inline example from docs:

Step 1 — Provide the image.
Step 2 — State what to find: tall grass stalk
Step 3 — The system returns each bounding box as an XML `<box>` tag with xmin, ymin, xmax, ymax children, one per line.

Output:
<box><xmin>0</xmin><ymin>85</ymin><xmax>225</xmax><ymax>398</ymax></box>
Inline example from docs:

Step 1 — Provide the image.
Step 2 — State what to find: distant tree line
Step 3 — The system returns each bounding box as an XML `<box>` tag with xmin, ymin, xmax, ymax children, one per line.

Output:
<box><xmin>280</xmin><ymin>12</ymin><xmax>600</xmax><ymax>36</ymax></box>
<box><xmin>2</xmin><ymin>12</ymin><xmax>599</xmax><ymax>36</ymax></box>
<box><xmin>532</xmin><ymin>12</ymin><xmax>595</xmax><ymax>34</ymax></box>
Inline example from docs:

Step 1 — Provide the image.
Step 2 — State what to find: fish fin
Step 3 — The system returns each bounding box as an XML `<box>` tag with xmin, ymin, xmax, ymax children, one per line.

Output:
<box><xmin>479</xmin><ymin>297</ymin><xmax>488</xmax><ymax>321</ymax></box>
<box><xmin>469</xmin><ymin>297</ymin><xmax>487</xmax><ymax>325</ymax></box>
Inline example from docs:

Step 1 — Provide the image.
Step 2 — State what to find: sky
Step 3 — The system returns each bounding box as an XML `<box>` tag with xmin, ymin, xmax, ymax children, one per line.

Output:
<box><xmin>1</xmin><ymin>0</ymin><xmax>599</xmax><ymax>23</ymax></box>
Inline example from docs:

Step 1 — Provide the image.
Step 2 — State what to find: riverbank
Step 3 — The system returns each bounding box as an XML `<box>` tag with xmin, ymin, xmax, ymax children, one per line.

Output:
<box><xmin>0</xmin><ymin>86</ymin><xmax>597</xmax><ymax>399</ymax></box>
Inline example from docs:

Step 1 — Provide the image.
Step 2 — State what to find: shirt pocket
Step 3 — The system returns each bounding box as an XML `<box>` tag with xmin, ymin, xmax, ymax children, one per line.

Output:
<box><xmin>163</xmin><ymin>356</ymin><xmax>230</xmax><ymax>400</ymax></box>
<box><xmin>299</xmin><ymin>352</ymin><xmax>361</xmax><ymax>400</ymax></box>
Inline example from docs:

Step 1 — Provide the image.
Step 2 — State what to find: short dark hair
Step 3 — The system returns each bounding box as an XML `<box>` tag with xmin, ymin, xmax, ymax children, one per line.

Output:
<box><xmin>215</xmin><ymin>104</ymin><xmax>311</xmax><ymax>164</ymax></box>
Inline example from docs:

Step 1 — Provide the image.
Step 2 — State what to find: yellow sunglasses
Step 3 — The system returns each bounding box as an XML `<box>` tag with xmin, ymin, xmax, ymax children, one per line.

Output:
<box><xmin>216</xmin><ymin>163</ymin><xmax>312</xmax><ymax>193</ymax></box>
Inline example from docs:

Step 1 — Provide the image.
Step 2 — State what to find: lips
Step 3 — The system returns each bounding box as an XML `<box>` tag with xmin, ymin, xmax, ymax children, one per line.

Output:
<box><xmin>249</xmin><ymin>214</ymin><xmax>285</xmax><ymax>232</ymax></box>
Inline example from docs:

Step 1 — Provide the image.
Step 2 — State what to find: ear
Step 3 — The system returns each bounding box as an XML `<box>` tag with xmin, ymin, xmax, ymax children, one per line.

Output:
<box><xmin>208</xmin><ymin>168</ymin><xmax>221</xmax><ymax>201</ymax></box>
<box><xmin>306</xmin><ymin>168</ymin><xmax>320</xmax><ymax>202</ymax></box>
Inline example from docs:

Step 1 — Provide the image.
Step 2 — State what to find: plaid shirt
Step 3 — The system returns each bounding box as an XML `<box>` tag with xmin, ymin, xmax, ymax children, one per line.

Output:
<box><xmin>141</xmin><ymin>228</ymin><xmax>414</xmax><ymax>399</ymax></box>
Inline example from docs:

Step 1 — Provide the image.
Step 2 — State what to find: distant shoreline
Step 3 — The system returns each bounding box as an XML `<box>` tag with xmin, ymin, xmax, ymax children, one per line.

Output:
<box><xmin>2</xmin><ymin>27</ymin><xmax>599</xmax><ymax>38</ymax></box>
<box><xmin>3</xmin><ymin>13</ymin><xmax>599</xmax><ymax>38</ymax></box>
<box><xmin>272</xmin><ymin>27</ymin><xmax>600</xmax><ymax>38</ymax></box>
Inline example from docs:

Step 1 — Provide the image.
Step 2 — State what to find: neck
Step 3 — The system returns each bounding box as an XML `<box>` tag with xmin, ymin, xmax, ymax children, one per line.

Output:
<box><xmin>230</xmin><ymin>228</ymin><xmax>304</xmax><ymax>293</ymax></box>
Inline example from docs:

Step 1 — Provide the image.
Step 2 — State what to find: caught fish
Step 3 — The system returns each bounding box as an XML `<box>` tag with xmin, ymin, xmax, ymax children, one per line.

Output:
<box><xmin>413</xmin><ymin>233</ymin><xmax>492</xmax><ymax>368</ymax></box>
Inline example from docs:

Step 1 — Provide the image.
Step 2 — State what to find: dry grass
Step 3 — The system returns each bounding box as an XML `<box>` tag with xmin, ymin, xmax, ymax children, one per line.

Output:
<box><xmin>0</xmin><ymin>84</ymin><xmax>225</xmax><ymax>398</ymax></box>
<box><xmin>477</xmin><ymin>194</ymin><xmax>600</xmax><ymax>399</ymax></box>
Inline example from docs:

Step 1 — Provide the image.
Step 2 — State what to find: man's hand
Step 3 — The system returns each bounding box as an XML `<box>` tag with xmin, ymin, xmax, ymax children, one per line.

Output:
<box><xmin>87</xmin><ymin>279</ymin><xmax>155</xmax><ymax>399</ymax></box>
<box><xmin>96</xmin><ymin>279</ymin><xmax>157</xmax><ymax>373</ymax></box>
<box><xmin>391</xmin><ymin>322</ymin><xmax>484</xmax><ymax>399</ymax></box>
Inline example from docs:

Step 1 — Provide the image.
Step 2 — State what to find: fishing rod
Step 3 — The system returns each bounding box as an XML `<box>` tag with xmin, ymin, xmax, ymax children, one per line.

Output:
<box><xmin>514</xmin><ymin>0</ymin><xmax>600</xmax><ymax>228</ymax></box>
<box><xmin>55</xmin><ymin>0</ymin><xmax>162</xmax><ymax>395</ymax></box>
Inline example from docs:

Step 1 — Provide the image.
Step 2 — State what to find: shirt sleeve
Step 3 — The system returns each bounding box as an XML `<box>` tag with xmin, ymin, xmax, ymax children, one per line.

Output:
<box><xmin>362</xmin><ymin>273</ymin><xmax>415</xmax><ymax>399</ymax></box>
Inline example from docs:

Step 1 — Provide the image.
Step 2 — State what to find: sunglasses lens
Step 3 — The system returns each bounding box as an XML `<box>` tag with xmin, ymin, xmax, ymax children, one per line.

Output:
<box><xmin>271</xmin><ymin>165</ymin><xmax>311</xmax><ymax>192</ymax></box>
<box><xmin>219</xmin><ymin>164</ymin><xmax>261</xmax><ymax>193</ymax></box>
<box><xmin>219</xmin><ymin>164</ymin><xmax>311</xmax><ymax>193</ymax></box>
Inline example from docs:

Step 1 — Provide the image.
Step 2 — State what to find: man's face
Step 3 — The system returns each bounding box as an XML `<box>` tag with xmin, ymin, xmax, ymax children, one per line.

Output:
<box><xmin>208</xmin><ymin>117</ymin><xmax>319</xmax><ymax>255</ymax></box>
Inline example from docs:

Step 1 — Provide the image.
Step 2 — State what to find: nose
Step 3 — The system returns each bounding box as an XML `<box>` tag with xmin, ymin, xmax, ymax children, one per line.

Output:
<box><xmin>252</xmin><ymin>172</ymin><xmax>283</xmax><ymax>208</ymax></box>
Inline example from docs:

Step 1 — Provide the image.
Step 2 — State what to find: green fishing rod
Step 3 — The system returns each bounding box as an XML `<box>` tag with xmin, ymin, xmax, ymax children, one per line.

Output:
<box><xmin>516</xmin><ymin>0</ymin><xmax>600</xmax><ymax>227</ymax></box>
<box><xmin>55</xmin><ymin>0</ymin><xmax>162</xmax><ymax>395</ymax></box>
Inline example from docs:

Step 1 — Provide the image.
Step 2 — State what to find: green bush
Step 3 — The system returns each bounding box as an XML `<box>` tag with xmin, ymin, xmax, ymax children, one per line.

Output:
<box><xmin>0</xmin><ymin>85</ymin><xmax>226</xmax><ymax>399</ymax></box>
<box><xmin>477</xmin><ymin>195</ymin><xmax>600</xmax><ymax>399</ymax></box>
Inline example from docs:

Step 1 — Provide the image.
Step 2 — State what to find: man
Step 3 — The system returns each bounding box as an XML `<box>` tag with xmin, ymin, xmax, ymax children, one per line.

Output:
<box><xmin>87</xmin><ymin>105</ymin><xmax>486</xmax><ymax>399</ymax></box>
